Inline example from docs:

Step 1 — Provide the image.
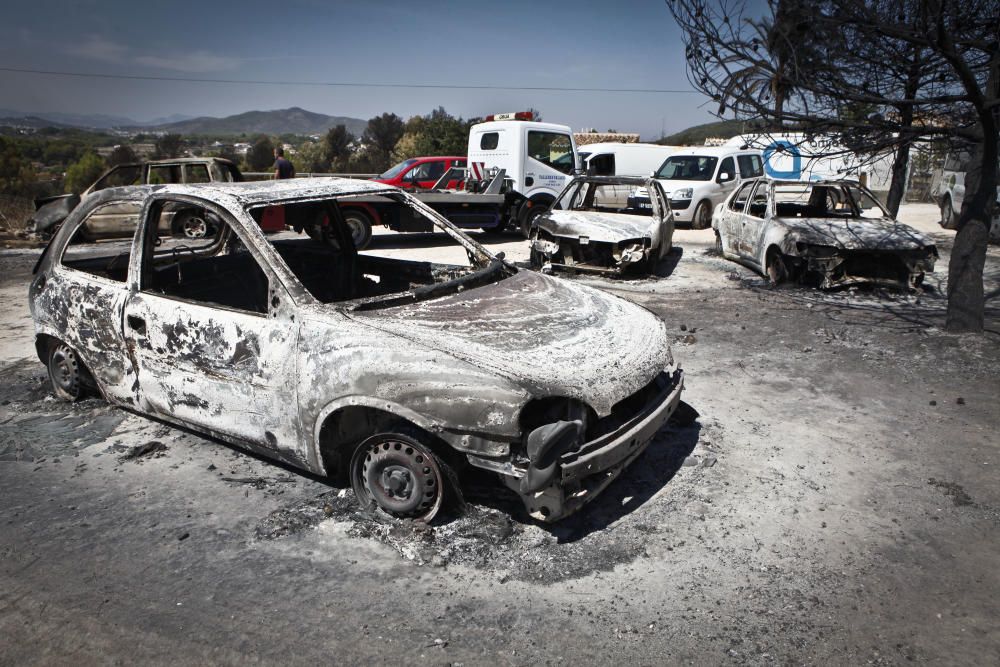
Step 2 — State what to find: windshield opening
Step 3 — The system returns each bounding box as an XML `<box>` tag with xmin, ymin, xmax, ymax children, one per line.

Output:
<box><xmin>772</xmin><ymin>183</ymin><xmax>890</xmax><ymax>220</ymax></box>
<box><xmin>247</xmin><ymin>194</ymin><xmax>506</xmax><ymax>308</ymax></box>
<box><xmin>655</xmin><ymin>155</ymin><xmax>718</xmax><ymax>181</ymax></box>
<box><xmin>378</xmin><ymin>159</ymin><xmax>418</xmax><ymax>180</ymax></box>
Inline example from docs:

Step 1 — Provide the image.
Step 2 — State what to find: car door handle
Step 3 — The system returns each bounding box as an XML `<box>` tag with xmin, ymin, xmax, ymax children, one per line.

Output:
<box><xmin>127</xmin><ymin>315</ymin><xmax>146</xmax><ymax>335</ymax></box>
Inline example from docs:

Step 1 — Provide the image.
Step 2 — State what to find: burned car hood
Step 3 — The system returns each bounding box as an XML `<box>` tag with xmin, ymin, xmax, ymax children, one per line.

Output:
<box><xmin>537</xmin><ymin>210</ymin><xmax>655</xmax><ymax>243</ymax></box>
<box><xmin>780</xmin><ymin>217</ymin><xmax>931</xmax><ymax>251</ymax></box>
<box><xmin>345</xmin><ymin>270</ymin><xmax>672</xmax><ymax>417</ymax></box>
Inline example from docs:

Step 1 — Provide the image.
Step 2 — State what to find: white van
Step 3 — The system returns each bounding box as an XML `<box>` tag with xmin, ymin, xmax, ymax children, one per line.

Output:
<box><xmin>468</xmin><ymin>115</ymin><xmax>579</xmax><ymax>234</ymax></box>
<box><xmin>631</xmin><ymin>146</ymin><xmax>764</xmax><ymax>228</ymax></box>
<box><xmin>579</xmin><ymin>143</ymin><xmax>681</xmax><ymax>177</ymax></box>
<box><xmin>931</xmin><ymin>149</ymin><xmax>1000</xmax><ymax>242</ymax></box>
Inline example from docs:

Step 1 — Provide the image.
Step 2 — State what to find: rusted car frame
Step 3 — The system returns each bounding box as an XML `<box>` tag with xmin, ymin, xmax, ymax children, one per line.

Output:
<box><xmin>529</xmin><ymin>176</ymin><xmax>674</xmax><ymax>276</ymax></box>
<box><xmin>713</xmin><ymin>178</ymin><xmax>937</xmax><ymax>289</ymax></box>
<box><xmin>29</xmin><ymin>178</ymin><xmax>684</xmax><ymax>523</ymax></box>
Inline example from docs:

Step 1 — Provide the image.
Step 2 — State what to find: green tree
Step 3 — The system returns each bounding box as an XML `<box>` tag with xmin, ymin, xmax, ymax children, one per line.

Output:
<box><xmin>362</xmin><ymin>113</ymin><xmax>405</xmax><ymax>171</ymax></box>
<box><xmin>107</xmin><ymin>144</ymin><xmax>138</xmax><ymax>167</ymax></box>
<box><xmin>292</xmin><ymin>141</ymin><xmax>330</xmax><ymax>174</ymax></box>
<box><xmin>64</xmin><ymin>153</ymin><xmax>107</xmax><ymax>194</ymax></box>
<box><xmin>394</xmin><ymin>108</ymin><xmax>470</xmax><ymax>161</ymax></box>
<box><xmin>0</xmin><ymin>137</ymin><xmax>36</xmax><ymax>196</ymax></box>
<box><xmin>323</xmin><ymin>125</ymin><xmax>354</xmax><ymax>172</ymax></box>
<box><xmin>246</xmin><ymin>136</ymin><xmax>276</xmax><ymax>171</ymax></box>
<box><xmin>154</xmin><ymin>133</ymin><xmax>185</xmax><ymax>159</ymax></box>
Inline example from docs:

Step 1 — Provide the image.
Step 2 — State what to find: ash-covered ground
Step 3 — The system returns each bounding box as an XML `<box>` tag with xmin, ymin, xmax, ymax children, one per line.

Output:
<box><xmin>1</xmin><ymin>204</ymin><xmax>998</xmax><ymax>665</ymax></box>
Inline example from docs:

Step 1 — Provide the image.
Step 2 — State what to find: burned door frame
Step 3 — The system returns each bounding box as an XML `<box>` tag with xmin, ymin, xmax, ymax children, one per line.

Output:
<box><xmin>122</xmin><ymin>193</ymin><xmax>303</xmax><ymax>460</ymax></box>
<box><xmin>737</xmin><ymin>180</ymin><xmax>772</xmax><ymax>265</ymax></box>
<box><xmin>36</xmin><ymin>197</ymin><xmax>139</xmax><ymax>403</ymax></box>
<box><xmin>719</xmin><ymin>180</ymin><xmax>755</xmax><ymax>256</ymax></box>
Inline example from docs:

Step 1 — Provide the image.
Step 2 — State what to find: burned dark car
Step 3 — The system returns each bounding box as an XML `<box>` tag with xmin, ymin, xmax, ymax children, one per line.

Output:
<box><xmin>529</xmin><ymin>176</ymin><xmax>674</xmax><ymax>276</ymax></box>
<box><xmin>713</xmin><ymin>178</ymin><xmax>937</xmax><ymax>289</ymax></box>
<box><xmin>29</xmin><ymin>178</ymin><xmax>685</xmax><ymax>522</ymax></box>
<box><xmin>29</xmin><ymin>157</ymin><xmax>242</xmax><ymax>241</ymax></box>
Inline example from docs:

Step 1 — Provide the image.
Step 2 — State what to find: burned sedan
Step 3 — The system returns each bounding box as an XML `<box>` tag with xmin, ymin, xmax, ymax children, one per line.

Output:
<box><xmin>713</xmin><ymin>178</ymin><xmax>937</xmax><ymax>289</ymax></box>
<box><xmin>529</xmin><ymin>176</ymin><xmax>674</xmax><ymax>276</ymax></box>
<box><xmin>29</xmin><ymin>178</ymin><xmax>684</xmax><ymax>523</ymax></box>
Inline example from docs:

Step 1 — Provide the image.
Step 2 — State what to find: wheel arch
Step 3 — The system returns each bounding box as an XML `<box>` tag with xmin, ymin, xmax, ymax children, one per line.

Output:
<box><xmin>311</xmin><ymin>397</ymin><xmax>451</xmax><ymax>482</ymax></box>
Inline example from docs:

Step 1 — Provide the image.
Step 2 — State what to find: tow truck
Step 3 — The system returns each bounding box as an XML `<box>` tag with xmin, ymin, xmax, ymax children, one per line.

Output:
<box><xmin>261</xmin><ymin>112</ymin><xmax>582</xmax><ymax>248</ymax></box>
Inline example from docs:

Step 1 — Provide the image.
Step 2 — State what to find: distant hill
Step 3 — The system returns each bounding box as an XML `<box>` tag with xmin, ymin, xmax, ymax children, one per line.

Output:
<box><xmin>658</xmin><ymin>119</ymin><xmax>780</xmax><ymax>146</ymax></box>
<box><xmin>0</xmin><ymin>115</ymin><xmax>74</xmax><ymax>129</ymax></box>
<box><xmin>149</xmin><ymin>107</ymin><xmax>368</xmax><ymax>137</ymax></box>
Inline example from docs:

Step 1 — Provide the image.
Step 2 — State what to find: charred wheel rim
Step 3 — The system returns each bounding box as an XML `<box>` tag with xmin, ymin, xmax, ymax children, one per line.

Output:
<box><xmin>766</xmin><ymin>250</ymin><xmax>787</xmax><ymax>285</ymax></box>
<box><xmin>351</xmin><ymin>435</ymin><xmax>444</xmax><ymax>521</ymax></box>
<box><xmin>48</xmin><ymin>342</ymin><xmax>82</xmax><ymax>401</ymax></box>
<box><xmin>181</xmin><ymin>214</ymin><xmax>209</xmax><ymax>239</ymax></box>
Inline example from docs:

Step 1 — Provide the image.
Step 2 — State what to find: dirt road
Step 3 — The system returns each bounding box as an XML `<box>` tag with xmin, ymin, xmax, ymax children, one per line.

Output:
<box><xmin>1</xmin><ymin>204</ymin><xmax>998</xmax><ymax>665</ymax></box>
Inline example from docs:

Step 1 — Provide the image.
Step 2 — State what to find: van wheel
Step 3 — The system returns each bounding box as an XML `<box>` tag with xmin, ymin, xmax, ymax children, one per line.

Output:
<box><xmin>692</xmin><ymin>200</ymin><xmax>713</xmax><ymax>229</ymax></box>
<box><xmin>350</xmin><ymin>432</ymin><xmax>446</xmax><ymax>521</ymax></box>
<box><xmin>343</xmin><ymin>210</ymin><xmax>373</xmax><ymax>250</ymax></box>
<box><xmin>940</xmin><ymin>197</ymin><xmax>958</xmax><ymax>229</ymax></box>
<box><xmin>47</xmin><ymin>341</ymin><xmax>87</xmax><ymax>402</ymax></box>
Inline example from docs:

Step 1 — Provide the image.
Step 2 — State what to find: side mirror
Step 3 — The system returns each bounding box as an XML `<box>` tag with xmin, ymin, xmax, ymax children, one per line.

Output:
<box><xmin>718</xmin><ymin>172</ymin><xmax>733</xmax><ymax>183</ymax></box>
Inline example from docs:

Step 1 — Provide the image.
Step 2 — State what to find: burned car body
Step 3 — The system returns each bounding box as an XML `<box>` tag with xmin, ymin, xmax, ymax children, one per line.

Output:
<box><xmin>529</xmin><ymin>176</ymin><xmax>674</xmax><ymax>276</ymax></box>
<box><xmin>713</xmin><ymin>178</ymin><xmax>937</xmax><ymax>289</ymax></box>
<box><xmin>29</xmin><ymin>157</ymin><xmax>242</xmax><ymax>240</ymax></box>
<box><xmin>29</xmin><ymin>178</ymin><xmax>684</xmax><ymax>522</ymax></box>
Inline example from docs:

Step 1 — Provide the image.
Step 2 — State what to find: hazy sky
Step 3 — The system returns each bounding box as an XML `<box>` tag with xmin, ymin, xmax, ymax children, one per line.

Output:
<box><xmin>1</xmin><ymin>0</ymin><xmax>722</xmax><ymax>138</ymax></box>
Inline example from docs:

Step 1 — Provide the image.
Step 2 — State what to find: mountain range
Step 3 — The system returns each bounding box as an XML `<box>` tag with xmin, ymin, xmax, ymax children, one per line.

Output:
<box><xmin>0</xmin><ymin>107</ymin><xmax>368</xmax><ymax>136</ymax></box>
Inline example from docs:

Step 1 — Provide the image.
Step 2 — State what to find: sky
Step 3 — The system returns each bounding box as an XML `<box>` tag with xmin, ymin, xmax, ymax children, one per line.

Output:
<box><xmin>0</xmin><ymin>0</ymin><xmax>720</xmax><ymax>139</ymax></box>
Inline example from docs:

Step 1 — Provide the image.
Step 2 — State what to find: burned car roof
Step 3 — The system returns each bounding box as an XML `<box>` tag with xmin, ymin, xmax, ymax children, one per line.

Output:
<box><xmin>138</xmin><ymin>177</ymin><xmax>401</xmax><ymax>206</ymax></box>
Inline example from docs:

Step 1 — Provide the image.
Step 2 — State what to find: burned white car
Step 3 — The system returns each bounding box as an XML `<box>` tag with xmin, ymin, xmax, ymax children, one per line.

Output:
<box><xmin>713</xmin><ymin>178</ymin><xmax>937</xmax><ymax>289</ymax></box>
<box><xmin>529</xmin><ymin>176</ymin><xmax>674</xmax><ymax>276</ymax></box>
<box><xmin>29</xmin><ymin>179</ymin><xmax>685</xmax><ymax>523</ymax></box>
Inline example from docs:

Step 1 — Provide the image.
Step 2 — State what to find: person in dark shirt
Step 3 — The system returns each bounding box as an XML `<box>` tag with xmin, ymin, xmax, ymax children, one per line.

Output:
<box><xmin>273</xmin><ymin>147</ymin><xmax>295</xmax><ymax>179</ymax></box>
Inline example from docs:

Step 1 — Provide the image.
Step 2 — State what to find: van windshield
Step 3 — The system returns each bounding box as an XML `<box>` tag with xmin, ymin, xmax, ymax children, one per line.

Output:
<box><xmin>655</xmin><ymin>155</ymin><xmax>718</xmax><ymax>181</ymax></box>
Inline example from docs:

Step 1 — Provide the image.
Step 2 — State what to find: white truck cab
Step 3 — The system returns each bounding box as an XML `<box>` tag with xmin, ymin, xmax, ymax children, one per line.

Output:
<box><xmin>468</xmin><ymin>113</ymin><xmax>579</xmax><ymax>235</ymax></box>
<box><xmin>631</xmin><ymin>146</ymin><xmax>764</xmax><ymax>228</ymax></box>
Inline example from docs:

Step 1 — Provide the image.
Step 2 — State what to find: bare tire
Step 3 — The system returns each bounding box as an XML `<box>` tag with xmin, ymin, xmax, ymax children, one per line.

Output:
<box><xmin>692</xmin><ymin>200</ymin><xmax>713</xmax><ymax>229</ymax></box>
<box><xmin>766</xmin><ymin>248</ymin><xmax>788</xmax><ymax>285</ymax></box>
<box><xmin>714</xmin><ymin>231</ymin><xmax>723</xmax><ymax>254</ymax></box>
<box><xmin>47</xmin><ymin>341</ymin><xmax>86</xmax><ymax>402</ymax></box>
<box><xmin>342</xmin><ymin>209</ymin><xmax>373</xmax><ymax>250</ymax></box>
<box><xmin>350</xmin><ymin>432</ymin><xmax>445</xmax><ymax>521</ymax></box>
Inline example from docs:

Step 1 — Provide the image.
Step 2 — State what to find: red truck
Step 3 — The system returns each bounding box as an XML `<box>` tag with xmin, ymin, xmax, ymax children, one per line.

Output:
<box><xmin>372</xmin><ymin>156</ymin><xmax>466</xmax><ymax>190</ymax></box>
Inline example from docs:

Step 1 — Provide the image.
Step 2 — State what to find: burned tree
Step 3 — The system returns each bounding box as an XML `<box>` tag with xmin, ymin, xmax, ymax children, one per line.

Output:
<box><xmin>667</xmin><ymin>0</ymin><xmax>999</xmax><ymax>332</ymax></box>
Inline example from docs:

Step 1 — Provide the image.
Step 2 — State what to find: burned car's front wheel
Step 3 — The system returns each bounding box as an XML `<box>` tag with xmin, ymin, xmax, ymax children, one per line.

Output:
<box><xmin>46</xmin><ymin>341</ymin><xmax>87</xmax><ymax>402</ymax></box>
<box><xmin>350</xmin><ymin>432</ymin><xmax>446</xmax><ymax>521</ymax></box>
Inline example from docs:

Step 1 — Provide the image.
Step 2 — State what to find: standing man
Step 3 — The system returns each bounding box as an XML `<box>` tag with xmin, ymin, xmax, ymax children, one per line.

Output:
<box><xmin>273</xmin><ymin>147</ymin><xmax>295</xmax><ymax>179</ymax></box>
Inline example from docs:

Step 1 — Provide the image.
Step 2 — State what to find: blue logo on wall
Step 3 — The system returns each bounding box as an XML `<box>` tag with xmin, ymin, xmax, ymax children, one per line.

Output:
<box><xmin>763</xmin><ymin>140</ymin><xmax>801</xmax><ymax>179</ymax></box>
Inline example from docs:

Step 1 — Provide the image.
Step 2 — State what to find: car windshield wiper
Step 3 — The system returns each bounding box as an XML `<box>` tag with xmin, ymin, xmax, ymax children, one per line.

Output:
<box><xmin>352</xmin><ymin>257</ymin><xmax>510</xmax><ymax>312</ymax></box>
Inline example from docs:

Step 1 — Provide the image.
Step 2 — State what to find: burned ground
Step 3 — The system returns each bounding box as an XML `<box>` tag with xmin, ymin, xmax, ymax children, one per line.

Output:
<box><xmin>1</xmin><ymin>205</ymin><xmax>999</xmax><ymax>664</ymax></box>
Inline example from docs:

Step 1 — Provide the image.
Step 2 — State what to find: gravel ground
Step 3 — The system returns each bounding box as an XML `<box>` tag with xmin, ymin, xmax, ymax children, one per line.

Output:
<box><xmin>1</xmin><ymin>204</ymin><xmax>998</xmax><ymax>665</ymax></box>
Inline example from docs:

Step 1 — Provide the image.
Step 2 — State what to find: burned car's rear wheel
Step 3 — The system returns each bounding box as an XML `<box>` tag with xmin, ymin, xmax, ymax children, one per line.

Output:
<box><xmin>47</xmin><ymin>341</ymin><xmax>86</xmax><ymax>401</ymax></box>
<box><xmin>350</xmin><ymin>432</ymin><xmax>445</xmax><ymax>521</ymax></box>
<box><xmin>173</xmin><ymin>211</ymin><xmax>211</xmax><ymax>239</ymax></box>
